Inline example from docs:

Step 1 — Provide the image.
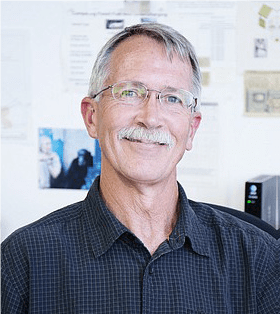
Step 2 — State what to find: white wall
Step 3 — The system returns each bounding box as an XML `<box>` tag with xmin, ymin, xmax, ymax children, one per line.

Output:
<box><xmin>2</xmin><ymin>1</ymin><xmax>280</xmax><ymax>240</ymax></box>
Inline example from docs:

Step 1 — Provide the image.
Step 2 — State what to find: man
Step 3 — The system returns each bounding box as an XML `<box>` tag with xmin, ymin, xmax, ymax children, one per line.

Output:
<box><xmin>38</xmin><ymin>135</ymin><xmax>62</xmax><ymax>188</ymax></box>
<box><xmin>1</xmin><ymin>23</ymin><xmax>278</xmax><ymax>313</ymax></box>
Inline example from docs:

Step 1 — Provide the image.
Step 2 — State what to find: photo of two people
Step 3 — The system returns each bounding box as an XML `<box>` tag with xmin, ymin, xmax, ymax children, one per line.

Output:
<box><xmin>38</xmin><ymin>128</ymin><xmax>101</xmax><ymax>190</ymax></box>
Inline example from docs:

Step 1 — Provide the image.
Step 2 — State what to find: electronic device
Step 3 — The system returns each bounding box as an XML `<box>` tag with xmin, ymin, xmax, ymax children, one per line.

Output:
<box><xmin>245</xmin><ymin>175</ymin><xmax>279</xmax><ymax>229</ymax></box>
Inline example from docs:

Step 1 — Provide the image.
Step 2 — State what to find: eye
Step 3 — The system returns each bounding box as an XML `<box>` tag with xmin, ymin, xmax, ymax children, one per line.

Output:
<box><xmin>163</xmin><ymin>95</ymin><xmax>183</xmax><ymax>105</ymax></box>
<box><xmin>120</xmin><ymin>90</ymin><xmax>138</xmax><ymax>98</ymax></box>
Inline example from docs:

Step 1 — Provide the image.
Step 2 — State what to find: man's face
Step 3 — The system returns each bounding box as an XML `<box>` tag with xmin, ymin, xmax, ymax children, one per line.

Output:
<box><xmin>87</xmin><ymin>35</ymin><xmax>201</xmax><ymax>184</ymax></box>
<box><xmin>40</xmin><ymin>137</ymin><xmax>52</xmax><ymax>154</ymax></box>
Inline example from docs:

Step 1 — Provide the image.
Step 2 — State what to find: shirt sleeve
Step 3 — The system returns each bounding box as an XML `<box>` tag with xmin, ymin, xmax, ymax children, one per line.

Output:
<box><xmin>256</xmin><ymin>239</ymin><xmax>279</xmax><ymax>314</ymax></box>
<box><xmin>1</xmin><ymin>236</ymin><xmax>29</xmax><ymax>314</ymax></box>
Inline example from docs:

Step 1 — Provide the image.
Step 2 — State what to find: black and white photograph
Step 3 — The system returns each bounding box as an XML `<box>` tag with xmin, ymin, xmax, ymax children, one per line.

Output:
<box><xmin>254</xmin><ymin>38</ymin><xmax>267</xmax><ymax>58</ymax></box>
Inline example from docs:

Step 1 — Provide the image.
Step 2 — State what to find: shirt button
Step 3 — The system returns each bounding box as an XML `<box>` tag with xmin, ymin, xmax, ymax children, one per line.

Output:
<box><xmin>149</xmin><ymin>267</ymin><xmax>154</xmax><ymax>275</ymax></box>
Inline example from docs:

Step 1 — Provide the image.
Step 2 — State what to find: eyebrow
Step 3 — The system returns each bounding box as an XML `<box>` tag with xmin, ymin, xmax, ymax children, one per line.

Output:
<box><xmin>133</xmin><ymin>81</ymin><xmax>184</xmax><ymax>92</ymax></box>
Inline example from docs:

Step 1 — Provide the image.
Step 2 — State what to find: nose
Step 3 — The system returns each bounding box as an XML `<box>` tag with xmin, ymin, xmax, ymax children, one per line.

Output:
<box><xmin>135</xmin><ymin>91</ymin><xmax>163</xmax><ymax>129</ymax></box>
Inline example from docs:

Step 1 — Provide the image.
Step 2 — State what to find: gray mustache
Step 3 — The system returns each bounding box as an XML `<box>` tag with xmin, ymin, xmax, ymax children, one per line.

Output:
<box><xmin>118</xmin><ymin>127</ymin><xmax>174</xmax><ymax>148</ymax></box>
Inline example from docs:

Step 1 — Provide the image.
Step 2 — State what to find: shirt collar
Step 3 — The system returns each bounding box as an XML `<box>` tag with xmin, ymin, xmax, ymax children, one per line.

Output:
<box><xmin>83</xmin><ymin>177</ymin><xmax>129</xmax><ymax>258</ymax></box>
<box><xmin>174</xmin><ymin>182</ymin><xmax>210</xmax><ymax>257</ymax></box>
<box><xmin>83</xmin><ymin>177</ymin><xmax>210</xmax><ymax>258</ymax></box>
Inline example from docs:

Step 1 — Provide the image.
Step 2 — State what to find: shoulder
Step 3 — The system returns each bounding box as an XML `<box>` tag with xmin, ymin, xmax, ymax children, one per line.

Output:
<box><xmin>188</xmin><ymin>199</ymin><xmax>277</xmax><ymax>246</ymax></box>
<box><xmin>1</xmin><ymin>200</ymin><xmax>85</xmax><ymax>254</ymax></box>
<box><xmin>188</xmin><ymin>200</ymin><xmax>279</xmax><ymax>312</ymax></box>
<box><xmin>188</xmin><ymin>200</ymin><xmax>277</xmax><ymax>285</ymax></box>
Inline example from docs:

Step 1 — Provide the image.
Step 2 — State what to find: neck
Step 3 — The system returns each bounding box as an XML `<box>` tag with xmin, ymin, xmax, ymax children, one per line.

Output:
<box><xmin>99</xmin><ymin>169</ymin><xmax>179</xmax><ymax>255</ymax></box>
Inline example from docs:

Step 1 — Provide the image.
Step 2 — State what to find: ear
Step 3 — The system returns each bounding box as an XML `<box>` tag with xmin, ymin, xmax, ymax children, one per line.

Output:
<box><xmin>81</xmin><ymin>97</ymin><xmax>99</xmax><ymax>139</ymax></box>
<box><xmin>186</xmin><ymin>112</ymin><xmax>202</xmax><ymax>151</ymax></box>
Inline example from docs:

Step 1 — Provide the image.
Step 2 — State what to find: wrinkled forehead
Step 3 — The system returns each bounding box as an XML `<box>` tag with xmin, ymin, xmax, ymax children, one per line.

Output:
<box><xmin>107</xmin><ymin>35</ymin><xmax>193</xmax><ymax>88</ymax></box>
<box><xmin>110</xmin><ymin>34</ymin><xmax>191</xmax><ymax>67</ymax></box>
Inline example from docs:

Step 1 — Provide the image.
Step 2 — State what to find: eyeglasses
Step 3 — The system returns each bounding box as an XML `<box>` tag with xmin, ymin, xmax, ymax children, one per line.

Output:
<box><xmin>91</xmin><ymin>81</ymin><xmax>197</xmax><ymax>112</ymax></box>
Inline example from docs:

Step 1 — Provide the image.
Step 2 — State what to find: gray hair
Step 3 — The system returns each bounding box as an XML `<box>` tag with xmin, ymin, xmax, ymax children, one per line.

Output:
<box><xmin>88</xmin><ymin>23</ymin><xmax>201</xmax><ymax>110</ymax></box>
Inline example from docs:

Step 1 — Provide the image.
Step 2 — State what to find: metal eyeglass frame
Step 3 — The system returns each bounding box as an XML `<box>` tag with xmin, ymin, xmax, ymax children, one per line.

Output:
<box><xmin>91</xmin><ymin>81</ymin><xmax>198</xmax><ymax>112</ymax></box>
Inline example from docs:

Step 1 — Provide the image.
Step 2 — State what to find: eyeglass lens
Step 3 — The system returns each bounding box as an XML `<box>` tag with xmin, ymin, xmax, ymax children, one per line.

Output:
<box><xmin>112</xmin><ymin>82</ymin><xmax>194</xmax><ymax>108</ymax></box>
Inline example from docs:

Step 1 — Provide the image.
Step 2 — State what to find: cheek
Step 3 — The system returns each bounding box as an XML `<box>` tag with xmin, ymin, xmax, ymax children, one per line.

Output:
<box><xmin>96</xmin><ymin>105</ymin><xmax>133</xmax><ymax>139</ymax></box>
<box><xmin>172</xmin><ymin>118</ymin><xmax>191</xmax><ymax>143</ymax></box>
<box><xmin>103</xmin><ymin>101</ymin><xmax>137</xmax><ymax>123</ymax></box>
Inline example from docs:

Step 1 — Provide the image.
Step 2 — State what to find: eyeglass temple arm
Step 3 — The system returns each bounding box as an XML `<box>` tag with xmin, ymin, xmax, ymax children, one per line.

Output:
<box><xmin>91</xmin><ymin>85</ymin><xmax>112</xmax><ymax>99</ymax></box>
<box><xmin>193</xmin><ymin>98</ymin><xmax>198</xmax><ymax>110</ymax></box>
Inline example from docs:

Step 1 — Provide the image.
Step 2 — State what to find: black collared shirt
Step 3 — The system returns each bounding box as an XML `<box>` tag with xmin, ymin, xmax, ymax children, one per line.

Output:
<box><xmin>1</xmin><ymin>177</ymin><xmax>278</xmax><ymax>313</ymax></box>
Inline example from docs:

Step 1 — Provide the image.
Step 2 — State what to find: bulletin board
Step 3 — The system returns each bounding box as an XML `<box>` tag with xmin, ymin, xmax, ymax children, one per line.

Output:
<box><xmin>2</xmin><ymin>1</ymin><xmax>280</xmax><ymax>240</ymax></box>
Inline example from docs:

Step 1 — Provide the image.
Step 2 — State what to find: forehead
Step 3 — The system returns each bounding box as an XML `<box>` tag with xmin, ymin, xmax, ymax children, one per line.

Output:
<box><xmin>107</xmin><ymin>35</ymin><xmax>192</xmax><ymax>90</ymax></box>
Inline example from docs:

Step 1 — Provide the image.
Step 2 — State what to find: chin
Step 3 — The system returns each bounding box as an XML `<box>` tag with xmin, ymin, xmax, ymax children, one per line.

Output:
<box><xmin>120</xmin><ymin>166</ymin><xmax>175</xmax><ymax>185</ymax></box>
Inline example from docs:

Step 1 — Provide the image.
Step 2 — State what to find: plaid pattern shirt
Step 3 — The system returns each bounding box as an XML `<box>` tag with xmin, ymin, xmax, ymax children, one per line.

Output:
<box><xmin>2</xmin><ymin>177</ymin><xmax>278</xmax><ymax>313</ymax></box>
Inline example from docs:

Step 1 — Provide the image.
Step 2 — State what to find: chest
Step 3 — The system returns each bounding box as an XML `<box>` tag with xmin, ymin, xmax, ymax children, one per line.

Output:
<box><xmin>27</xmin><ymin>240</ymin><xmax>256</xmax><ymax>314</ymax></box>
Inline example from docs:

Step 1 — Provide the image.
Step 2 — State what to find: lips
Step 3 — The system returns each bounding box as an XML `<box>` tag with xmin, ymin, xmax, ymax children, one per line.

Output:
<box><xmin>124</xmin><ymin>137</ymin><xmax>166</xmax><ymax>146</ymax></box>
